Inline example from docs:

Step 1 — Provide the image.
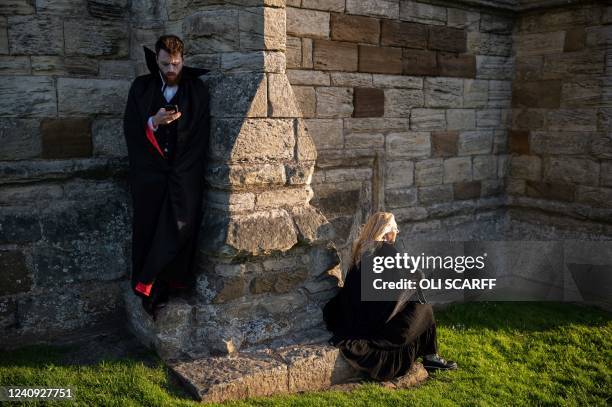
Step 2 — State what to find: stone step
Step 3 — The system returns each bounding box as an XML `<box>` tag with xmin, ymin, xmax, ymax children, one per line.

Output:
<box><xmin>166</xmin><ymin>344</ymin><xmax>428</xmax><ymax>403</ymax></box>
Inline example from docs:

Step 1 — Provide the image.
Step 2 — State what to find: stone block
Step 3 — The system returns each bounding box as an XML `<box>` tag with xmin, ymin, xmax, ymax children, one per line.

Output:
<box><xmin>418</xmin><ymin>184</ymin><xmax>453</xmax><ymax>205</ymax></box>
<box><xmin>431</xmin><ymin>131</ymin><xmax>458</xmax><ymax>157</ymax></box>
<box><xmin>0</xmin><ymin>56</ymin><xmax>30</xmax><ymax>74</ymax></box>
<box><xmin>447</xmin><ymin>109</ymin><xmax>475</xmax><ymax>130</ymax></box>
<box><xmin>268</xmin><ymin>73</ymin><xmax>301</xmax><ymax>117</ymax></box>
<box><xmin>0</xmin><ymin>118</ymin><xmax>41</xmax><ymax>160</ymax></box>
<box><xmin>473</xmin><ymin>155</ymin><xmax>497</xmax><ymax>181</ymax></box>
<box><xmin>287</xmin><ymin>7</ymin><xmax>330</xmax><ymax>38</ymax></box>
<box><xmin>463</xmin><ymin>79</ymin><xmax>488</xmax><ymax>108</ymax></box>
<box><xmin>447</xmin><ymin>7</ymin><xmax>480</xmax><ymax>31</ymax></box>
<box><xmin>381</xmin><ymin>20</ymin><xmax>427</xmax><ymax>48</ymax></box>
<box><xmin>221</xmin><ymin>50</ymin><xmax>286</xmax><ymax>73</ymax></box>
<box><xmin>303</xmin><ymin>119</ymin><xmax>343</xmax><ymax>150</ymax></box>
<box><xmin>509</xmin><ymin>155</ymin><xmax>541</xmax><ymax>181</ymax></box>
<box><xmin>92</xmin><ymin>118</ymin><xmax>126</xmax><ymax>157</ymax></box>
<box><xmin>402</xmin><ymin>48</ymin><xmax>437</xmax><ymax>76</ymax></box>
<box><xmin>257</xmin><ymin>185</ymin><xmax>312</xmax><ymax>211</ymax></box>
<box><xmin>480</xmin><ymin>13</ymin><xmax>513</xmax><ymax>34</ymax></box>
<box><xmin>428</xmin><ymin>25</ymin><xmax>467</xmax><ymax>53</ymax></box>
<box><xmin>206</xmin><ymin>190</ymin><xmax>255</xmax><ymax>212</ymax></box>
<box><xmin>516</xmin><ymin>31</ymin><xmax>565</xmax><ymax>57</ymax></box>
<box><xmin>576</xmin><ymin>186</ymin><xmax>612</xmax><ymax>208</ymax></box>
<box><xmin>331</xmin><ymin>13</ymin><xmax>379</xmax><ymax>44</ymax></box>
<box><xmin>453</xmin><ymin>181</ymin><xmax>481</xmax><ymax>200</ymax></box>
<box><xmin>316</xmin><ymin>87</ymin><xmax>353</xmax><ymax>118</ymax></box>
<box><xmin>0</xmin><ymin>207</ymin><xmax>42</xmax><ymax>243</ymax></box>
<box><xmin>41</xmin><ymin>118</ymin><xmax>92</xmax><ymax>159</ymax></box>
<box><xmin>529</xmin><ymin>131</ymin><xmax>591</xmax><ymax>155</ymax></box>
<box><xmin>210</xmin><ymin>119</ymin><xmax>295</xmax><ymax>162</ymax></box>
<box><xmin>372</xmin><ymin>74</ymin><xmax>421</xmax><ymax>89</ymax></box>
<box><xmin>359</xmin><ymin>45</ymin><xmax>402</xmax><ymax>74</ymax></box>
<box><xmin>31</xmin><ymin>56</ymin><xmax>99</xmax><ymax>76</ymax></box>
<box><xmin>386</xmin><ymin>132</ymin><xmax>430</xmax><ymax>158</ymax></box>
<box><xmin>344</xmin><ymin>132</ymin><xmax>383</xmax><ymax>149</ymax></box>
<box><xmin>344</xmin><ymin>117</ymin><xmax>409</xmax><ymax>133</ymax></box>
<box><xmin>525</xmin><ymin>181</ymin><xmax>575</xmax><ymax>202</ymax></box>
<box><xmin>290</xmin><ymin>205</ymin><xmax>330</xmax><ymax>243</ymax></box>
<box><xmin>239</xmin><ymin>7</ymin><xmax>286</xmax><ymax>51</ymax></box>
<box><xmin>0</xmin><ymin>76</ymin><xmax>56</xmax><ymax>117</ymax></box>
<box><xmin>287</xmin><ymin>69</ymin><xmax>330</xmax><ymax>86</ymax></box>
<box><xmin>602</xmin><ymin>161</ymin><xmax>612</xmax><ymax>187</ymax></box>
<box><xmin>302</xmin><ymin>0</ymin><xmax>344</xmax><ymax>12</ymax></box>
<box><xmin>476</xmin><ymin>55</ymin><xmax>514</xmax><ymax>80</ymax></box>
<box><xmin>226</xmin><ymin>209</ymin><xmax>298</xmax><ymax>253</ymax></box>
<box><xmin>183</xmin><ymin>10</ymin><xmax>240</xmax><ymax>53</ymax></box>
<box><xmin>542</xmin><ymin>50</ymin><xmax>604</xmax><ymax>80</ymax></box>
<box><xmin>384</xmin><ymin>89</ymin><xmax>423</xmax><ymax>117</ymax></box>
<box><xmin>0</xmin><ymin>17</ymin><xmax>7</xmax><ymax>54</ymax></box>
<box><xmin>330</xmin><ymin>72</ymin><xmax>373</xmax><ymax>87</ymax></box>
<box><xmin>1</xmin><ymin>0</ymin><xmax>35</xmax><ymax>14</ymax></box>
<box><xmin>64</xmin><ymin>20</ymin><xmax>129</xmax><ymax>57</ymax></box>
<box><xmin>564</xmin><ymin>27</ymin><xmax>586</xmax><ymax>52</ymax></box>
<box><xmin>302</xmin><ymin>38</ymin><xmax>313</xmax><ymax>68</ymax></box>
<box><xmin>437</xmin><ymin>53</ymin><xmax>476</xmax><ymax>78</ymax></box>
<box><xmin>560</xmin><ymin>79</ymin><xmax>602</xmax><ymax>108</ymax></box>
<box><xmin>385</xmin><ymin>160</ymin><xmax>414</xmax><ymax>189</ymax></box>
<box><xmin>210</xmin><ymin>73</ymin><xmax>267</xmax><ymax>118</ymax></box>
<box><xmin>508</xmin><ymin>130</ymin><xmax>529</xmax><ymax>154</ymax></box>
<box><xmin>467</xmin><ymin>32</ymin><xmax>512</xmax><ymax>56</ymax></box>
<box><xmin>292</xmin><ymin>86</ymin><xmax>316</xmax><ymax>118</ymax></box>
<box><xmin>313</xmin><ymin>40</ymin><xmax>358</xmax><ymax>71</ymax></box>
<box><xmin>286</xmin><ymin>36</ymin><xmax>302</xmax><ymax>68</ymax></box>
<box><xmin>424</xmin><ymin>77</ymin><xmax>463</xmax><ymax>108</ymax></box>
<box><xmin>476</xmin><ymin>109</ymin><xmax>501</xmax><ymax>128</ymax></box>
<box><xmin>400</xmin><ymin>0</ymin><xmax>446</xmax><ymax>26</ymax></box>
<box><xmin>415</xmin><ymin>158</ymin><xmax>443</xmax><ymax>186</ymax></box>
<box><xmin>512</xmin><ymin>80</ymin><xmax>562</xmax><ymax>109</ymax></box>
<box><xmin>385</xmin><ymin>187</ymin><xmax>417</xmax><ymax>208</ymax></box>
<box><xmin>0</xmin><ymin>250</ymin><xmax>31</xmax><ymax>296</ymax></box>
<box><xmin>8</xmin><ymin>16</ymin><xmax>63</xmax><ymax>55</ymax></box>
<box><xmin>346</xmin><ymin>0</ymin><xmax>399</xmax><ymax>19</ymax></box>
<box><xmin>444</xmin><ymin>157</ymin><xmax>472</xmax><ymax>183</ymax></box>
<box><xmin>546</xmin><ymin>109</ymin><xmax>597</xmax><ymax>132</ymax></box>
<box><xmin>353</xmin><ymin>88</ymin><xmax>384</xmax><ymax>118</ymax></box>
<box><xmin>410</xmin><ymin>108</ymin><xmax>446</xmax><ymax>130</ymax></box>
<box><xmin>57</xmin><ymin>78</ymin><xmax>130</xmax><ymax>116</ymax></box>
<box><xmin>543</xmin><ymin>157</ymin><xmax>599</xmax><ymax>186</ymax></box>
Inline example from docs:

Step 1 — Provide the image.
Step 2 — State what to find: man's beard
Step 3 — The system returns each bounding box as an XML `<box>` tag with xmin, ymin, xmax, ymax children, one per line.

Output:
<box><xmin>163</xmin><ymin>71</ymin><xmax>182</xmax><ymax>86</ymax></box>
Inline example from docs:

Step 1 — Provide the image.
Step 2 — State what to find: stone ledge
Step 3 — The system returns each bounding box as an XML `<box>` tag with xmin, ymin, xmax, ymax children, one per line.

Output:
<box><xmin>167</xmin><ymin>344</ymin><xmax>428</xmax><ymax>403</ymax></box>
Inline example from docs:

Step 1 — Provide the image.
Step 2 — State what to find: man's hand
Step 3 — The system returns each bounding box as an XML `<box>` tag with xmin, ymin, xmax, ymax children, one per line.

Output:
<box><xmin>152</xmin><ymin>107</ymin><xmax>181</xmax><ymax>126</ymax></box>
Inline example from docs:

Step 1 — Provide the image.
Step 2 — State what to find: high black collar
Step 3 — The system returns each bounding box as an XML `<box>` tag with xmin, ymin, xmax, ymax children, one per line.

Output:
<box><xmin>143</xmin><ymin>46</ymin><xmax>210</xmax><ymax>78</ymax></box>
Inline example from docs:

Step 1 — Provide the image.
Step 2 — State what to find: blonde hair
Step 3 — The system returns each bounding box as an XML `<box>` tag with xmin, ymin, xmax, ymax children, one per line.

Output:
<box><xmin>349</xmin><ymin>212</ymin><xmax>397</xmax><ymax>268</ymax></box>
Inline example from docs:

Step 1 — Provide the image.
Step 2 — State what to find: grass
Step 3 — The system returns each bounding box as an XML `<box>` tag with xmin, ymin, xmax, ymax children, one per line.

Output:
<box><xmin>0</xmin><ymin>302</ymin><xmax>610</xmax><ymax>406</ymax></box>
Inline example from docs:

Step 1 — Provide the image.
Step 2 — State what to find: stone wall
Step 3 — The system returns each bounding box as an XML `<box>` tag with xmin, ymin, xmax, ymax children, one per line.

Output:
<box><xmin>286</xmin><ymin>0</ymin><xmax>515</xmax><ymax>270</ymax></box>
<box><xmin>1</xmin><ymin>0</ymin><xmax>611</xmax><ymax>349</ymax></box>
<box><xmin>0</xmin><ymin>0</ymin><xmax>135</xmax><ymax>346</ymax></box>
<box><xmin>508</xmin><ymin>3</ymin><xmax>612</xmax><ymax>231</ymax></box>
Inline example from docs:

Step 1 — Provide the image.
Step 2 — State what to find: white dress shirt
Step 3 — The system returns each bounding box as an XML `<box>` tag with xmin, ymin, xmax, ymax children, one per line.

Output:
<box><xmin>148</xmin><ymin>71</ymin><xmax>179</xmax><ymax>132</ymax></box>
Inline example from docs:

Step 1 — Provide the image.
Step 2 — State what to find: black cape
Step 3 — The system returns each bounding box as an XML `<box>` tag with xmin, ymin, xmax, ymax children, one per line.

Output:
<box><xmin>123</xmin><ymin>46</ymin><xmax>210</xmax><ymax>293</ymax></box>
<box><xmin>323</xmin><ymin>242</ymin><xmax>438</xmax><ymax>380</ymax></box>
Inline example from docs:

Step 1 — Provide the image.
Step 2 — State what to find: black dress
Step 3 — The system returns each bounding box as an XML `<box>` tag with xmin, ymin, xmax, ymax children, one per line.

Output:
<box><xmin>323</xmin><ymin>242</ymin><xmax>438</xmax><ymax>381</ymax></box>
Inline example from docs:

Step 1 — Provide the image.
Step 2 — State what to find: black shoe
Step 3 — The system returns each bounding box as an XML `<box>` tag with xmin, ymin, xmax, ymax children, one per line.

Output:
<box><xmin>423</xmin><ymin>354</ymin><xmax>458</xmax><ymax>371</ymax></box>
<box><xmin>140</xmin><ymin>281</ymin><xmax>169</xmax><ymax>320</ymax></box>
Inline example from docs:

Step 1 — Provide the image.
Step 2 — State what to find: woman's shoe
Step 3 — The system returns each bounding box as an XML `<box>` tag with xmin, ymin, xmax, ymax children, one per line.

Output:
<box><xmin>423</xmin><ymin>354</ymin><xmax>458</xmax><ymax>371</ymax></box>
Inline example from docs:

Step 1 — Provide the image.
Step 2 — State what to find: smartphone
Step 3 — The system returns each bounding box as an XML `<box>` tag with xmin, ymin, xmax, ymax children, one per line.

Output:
<box><xmin>164</xmin><ymin>104</ymin><xmax>178</xmax><ymax>113</ymax></box>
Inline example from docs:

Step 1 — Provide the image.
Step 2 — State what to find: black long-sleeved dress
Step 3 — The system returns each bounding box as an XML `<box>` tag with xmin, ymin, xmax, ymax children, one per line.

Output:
<box><xmin>323</xmin><ymin>241</ymin><xmax>438</xmax><ymax>381</ymax></box>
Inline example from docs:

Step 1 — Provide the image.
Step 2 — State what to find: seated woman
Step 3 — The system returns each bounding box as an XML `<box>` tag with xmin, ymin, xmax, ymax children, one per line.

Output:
<box><xmin>323</xmin><ymin>211</ymin><xmax>457</xmax><ymax>381</ymax></box>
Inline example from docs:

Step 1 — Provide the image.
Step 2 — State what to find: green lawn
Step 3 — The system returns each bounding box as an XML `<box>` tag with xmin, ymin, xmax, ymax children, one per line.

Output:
<box><xmin>1</xmin><ymin>302</ymin><xmax>610</xmax><ymax>406</ymax></box>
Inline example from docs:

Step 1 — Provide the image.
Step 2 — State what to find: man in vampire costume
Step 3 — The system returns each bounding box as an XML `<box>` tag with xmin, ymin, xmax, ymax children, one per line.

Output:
<box><xmin>123</xmin><ymin>35</ymin><xmax>210</xmax><ymax>317</ymax></box>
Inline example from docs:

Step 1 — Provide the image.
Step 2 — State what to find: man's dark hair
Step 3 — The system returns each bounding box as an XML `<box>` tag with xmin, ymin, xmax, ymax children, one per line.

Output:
<box><xmin>155</xmin><ymin>35</ymin><xmax>184</xmax><ymax>57</ymax></box>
